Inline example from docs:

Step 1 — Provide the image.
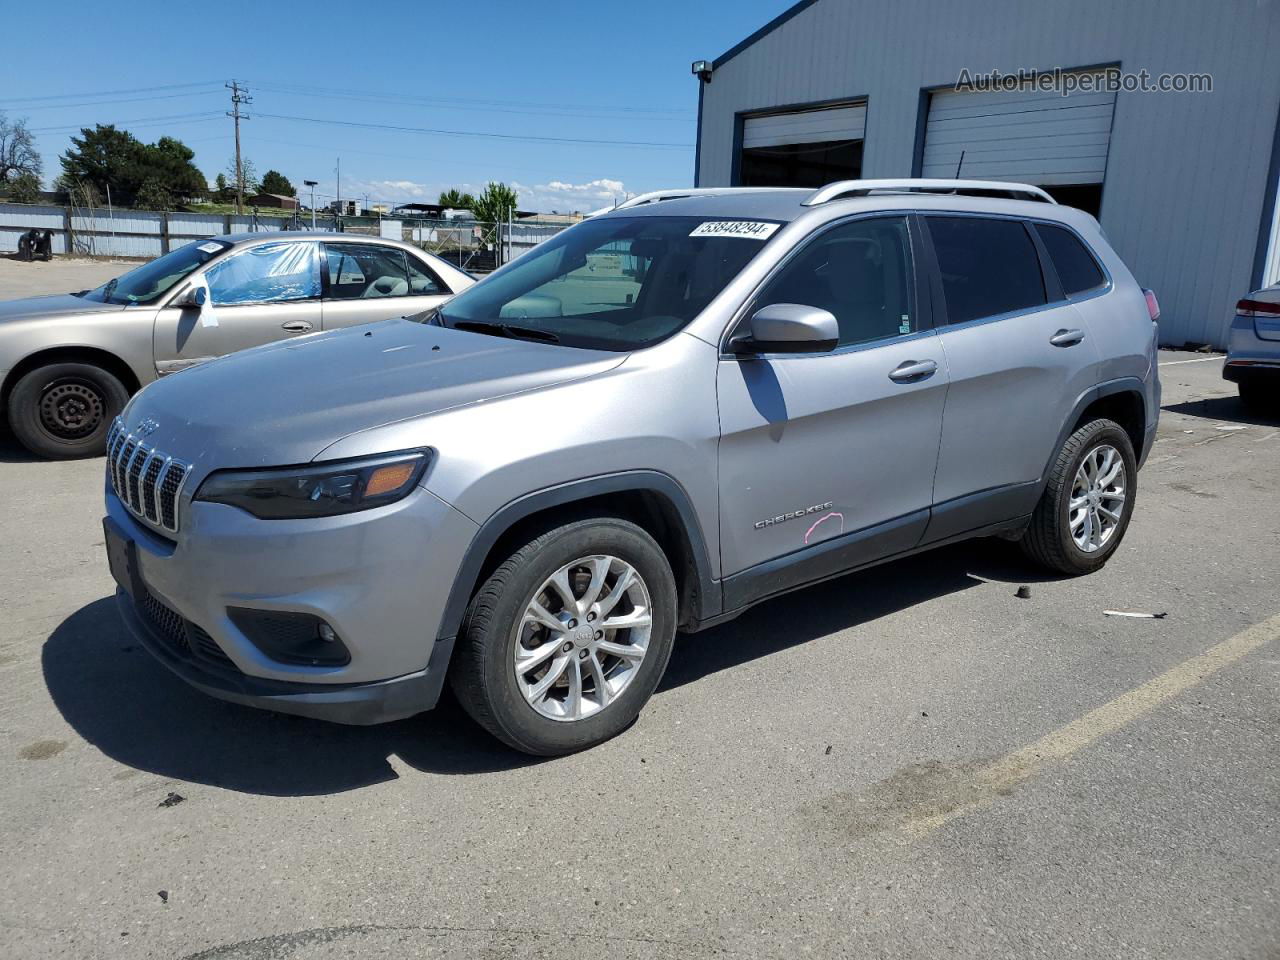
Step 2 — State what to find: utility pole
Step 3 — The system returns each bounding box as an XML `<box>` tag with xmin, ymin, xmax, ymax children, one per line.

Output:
<box><xmin>335</xmin><ymin>157</ymin><xmax>341</xmax><ymax>215</ymax></box>
<box><xmin>226</xmin><ymin>80</ymin><xmax>252</xmax><ymax>215</ymax></box>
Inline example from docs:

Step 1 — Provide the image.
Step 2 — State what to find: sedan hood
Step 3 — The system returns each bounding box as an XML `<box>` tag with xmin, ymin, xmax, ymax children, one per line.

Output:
<box><xmin>123</xmin><ymin>319</ymin><xmax>626</xmax><ymax>469</ymax></box>
<box><xmin>0</xmin><ymin>293</ymin><xmax>126</xmax><ymax>322</ymax></box>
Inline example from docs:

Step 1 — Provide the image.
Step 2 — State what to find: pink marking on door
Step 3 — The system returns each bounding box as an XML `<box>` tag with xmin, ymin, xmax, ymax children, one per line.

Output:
<box><xmin>804</xmin><ymin>511</ymin><xmax>844</xmax><ymax>544</ymax></box>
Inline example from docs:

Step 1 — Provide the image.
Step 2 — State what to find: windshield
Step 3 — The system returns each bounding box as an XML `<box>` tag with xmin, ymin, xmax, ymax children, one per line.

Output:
<box><xmin>428</xmin><ymin>215</ymin><xmax>779</xmax><ymax>350</ymax></box>
<box><xmin>78</xmin><ymin>238</ymin><xmax>231</xmax><ymax>305</ymax></box>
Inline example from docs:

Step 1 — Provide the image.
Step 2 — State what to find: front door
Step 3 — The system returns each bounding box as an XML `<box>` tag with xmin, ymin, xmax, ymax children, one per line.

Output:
<box><xmin>717</xmin><ymin>215</ymin><xmax>948</xmax><ymax>593</ymax></box>
<box><xmin>321</xmin><ymin>243</ymin><xmax>453</xmax><ymax>329</ymax></box>
<box><xmin>923</xmin><ymin>215</ymin><xmax>1102</xmax><ymax>536</ymax></box>
<box><xmin>152</xmin><ymin>240</ymin><xmax>322</xmax><ymax>374</ymax></box>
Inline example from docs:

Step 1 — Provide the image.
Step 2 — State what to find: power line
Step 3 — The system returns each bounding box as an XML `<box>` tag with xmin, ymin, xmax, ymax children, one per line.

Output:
<box><xmin>0</xmin><ymin>90</ymin><xmax>224</xmax><ymax>112</ymax></box>
<box><xmin>0</xmin><ymin>81</ymin><xmax>221</xmax><ymax>106</ymax></box>
<box><xmin>247</xmin><ymin>80</ymin><xmax>692</xmax><ymax>123</ymax></box>
<box><xmin>28</xmin><ymin>112</ymin><xmax>224</xmax><ymax>134</ymax></box>
<box><xmin>254</xmin><ymin>112</ymin><xmax>691</xmax><ymax>150</ymax></box>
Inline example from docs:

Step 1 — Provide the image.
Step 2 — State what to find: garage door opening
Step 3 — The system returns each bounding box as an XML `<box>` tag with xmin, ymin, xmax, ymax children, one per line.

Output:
<box><xmin>922</xmin><ymin>73</ymin><xmax>1115</xmax><ymax>217</ymax></box>
<box><xmin>737</xmin><ymin>102</ymin><xmax>866</xmax><ymax>188</ymax></box>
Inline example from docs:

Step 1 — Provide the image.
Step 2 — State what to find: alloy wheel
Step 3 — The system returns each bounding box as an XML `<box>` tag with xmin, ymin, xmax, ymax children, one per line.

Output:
<box><xmin>512</xmin><ymin>555</ymin><xmax>653</xmax><ymax>722</ymax></box>
<box><xmin>1069</xmin><ymin>443</ymin><xmax>1126</xmax><ymax>553</ymax></box>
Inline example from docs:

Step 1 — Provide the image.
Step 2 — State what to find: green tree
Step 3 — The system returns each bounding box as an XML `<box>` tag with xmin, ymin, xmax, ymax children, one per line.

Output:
<box><xmin>470</xmin><ymin>182</ymin><xmax>518</xmax><ymax>226</ymax></box>
<box><xmin>59</xmin><ymin>124</ymin><xmax>142</xmax><ymax>204</ymax></box>
<box><xmin>60</xmin><ymin>125</ymin><xmax>206</xmax><ymax>207</ymax></box>
<box><xmin>134</xmin><ymin>177</ymin><xmax>172</xmax><ymax>211</ymax></box>
<box><xmin>0</xmin><ymin>112</ymin><xmax>42</xmax><ymax>186</ymax></box>
<box><xmin>259</xmin><ymin>169</ymin><xmax>295</xmax><ymax>197</ymax></box>
<box><xmin>213</xmin><ymin>172</ymin><xmax>232</xmax><ymax>203</ymax></box>
<box><xmin>4</xmin><ymin>171</ymin><xmax>42</xmax><ymax>203</ymax></box>
<box><xmin>225</xmin><ymin>157</ymin><xmax>259</xmax><ymax>199</ymax></box>
<box><xmin>438</xmin><ymin>187</ymin><xmax>475</xmax><ymax>210</ymax></box>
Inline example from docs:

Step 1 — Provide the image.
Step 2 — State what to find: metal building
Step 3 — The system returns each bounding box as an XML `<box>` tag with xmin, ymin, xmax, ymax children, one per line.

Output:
<box><xmin>693</xmin><ymin>0</ymin><xmax>1280</xmax><ymax>348</ymax></box>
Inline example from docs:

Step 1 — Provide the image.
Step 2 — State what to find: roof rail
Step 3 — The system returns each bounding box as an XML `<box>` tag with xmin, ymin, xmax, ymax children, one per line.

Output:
<box><xmin>614</xmin><ymin>187</ymin><xmax>781</xmax><ymax>210</ymax></box>
<box><xmin>802</xmin><ymin>179</ymin><xmax>1057</xmax><ymax>206</ymax></box>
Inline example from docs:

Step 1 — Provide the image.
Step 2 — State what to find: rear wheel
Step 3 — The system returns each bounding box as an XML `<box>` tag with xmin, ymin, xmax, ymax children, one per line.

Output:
<box><xmin>6</xmin><ymin>362</ymin><xmax>129</xmax><ymax>459</ymax></box>
<box><xmin>449</xmin><ymin>517</ymin><xmax>677</xmax><ymax>756</ymax></box>
<box><xmin>1020</xmin><ymin>418</ymin><xmax>1137</xmax><ymax>575</ymax></box>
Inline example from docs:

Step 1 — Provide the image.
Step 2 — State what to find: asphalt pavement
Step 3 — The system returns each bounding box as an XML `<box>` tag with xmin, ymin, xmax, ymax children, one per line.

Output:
<box><xmin>0</xmin><ymin>264</ymin><xmax>1275</xmax><ymax>959</ymax></box>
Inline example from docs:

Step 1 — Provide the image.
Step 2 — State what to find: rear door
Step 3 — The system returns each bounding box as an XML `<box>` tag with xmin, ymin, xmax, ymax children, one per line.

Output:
<box><xmin>924</xmin><ymin>214</ymin><xmax>1100</xmax><ymax>539</ymax></box>
<box><xmin>717</xmin><ymin>214</ymin><xmax>948</xmax><ymax>592</ymax></box>
<box><xmin>321</xmin><ymin>243</ymin><xmax>453</xmax><ymax>329</ymax></box>
<box><xmin>152</xmin><ymin>240</ymin><xmax>322</xmax><ymax>374</ymax></box>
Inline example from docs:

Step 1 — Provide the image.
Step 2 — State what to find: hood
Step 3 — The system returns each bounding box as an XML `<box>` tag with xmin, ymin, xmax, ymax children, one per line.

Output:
<box><xmin>0</xmin><ymin>293</ymin><xmax>127</xmax><ymax>323</ymax></box>
<box><xmin>122</xmin><ymin>319</ymin><xmax>626</xmax><ymax>470</ymax></box>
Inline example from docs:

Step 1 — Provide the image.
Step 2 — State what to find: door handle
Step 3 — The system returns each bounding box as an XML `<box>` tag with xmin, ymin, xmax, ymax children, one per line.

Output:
<box><xmin>281</xmin><ymin>320</ymin><xmax>313</xmax><ymax>332</ymax></box>
<box><xmin>888</xmin><ymin>359</ymin><xmax>938</xmax><ymax>382</ymax></box>
<box><xmin>1049</xmin><ymin>328</ymin><xmax>1085</xmax><ymax>347</ymax></box>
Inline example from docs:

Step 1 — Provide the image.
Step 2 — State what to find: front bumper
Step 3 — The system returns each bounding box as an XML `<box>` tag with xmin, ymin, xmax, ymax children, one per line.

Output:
<box><xmin>104</xmin><ymin>477</ymin><xmax>478</xmax><ymax>724</ymax></box>
<box><xmin>115</xmin><ymin>586</ymin><xmax>454</xmax><ymax>724</ymax></box>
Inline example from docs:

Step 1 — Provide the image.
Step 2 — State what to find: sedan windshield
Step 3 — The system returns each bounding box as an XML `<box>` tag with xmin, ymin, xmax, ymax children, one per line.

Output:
<box><xmin>428</xmin><ymin>216</ymin><xmax>779</xmax><ymax>350</ymax></box>
<box><xmin>78</xmin><ymin>239</ymin><xmax>231</xmax><ymax>305</ymax></box>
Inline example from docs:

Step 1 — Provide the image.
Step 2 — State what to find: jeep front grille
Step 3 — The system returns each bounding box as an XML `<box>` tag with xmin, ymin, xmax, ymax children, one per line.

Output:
<box><xmin>106</xmin><ymin>418</ymin><xmax>191</xmax><ymax>533</ymax></box>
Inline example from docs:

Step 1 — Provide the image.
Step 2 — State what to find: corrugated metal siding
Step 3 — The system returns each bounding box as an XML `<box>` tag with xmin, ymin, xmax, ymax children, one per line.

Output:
<box><xmin>923</xmin><ymin>83</ymin><xmax>1114</xmax><ymax>184</ymax></box>
<box><xmin>0</xmin><ymin>203</ymin><xmax>67</xmax><ymax>254</ymax></box>
<box><xmin>743</xmin><ymin>103</ymin><xmax>866</xmax><ymax>147</ymax></box>
<box><xmin>697</xmin><ymin>0</ymin><xmax>1280</xmax><ymax>347</ymax></box>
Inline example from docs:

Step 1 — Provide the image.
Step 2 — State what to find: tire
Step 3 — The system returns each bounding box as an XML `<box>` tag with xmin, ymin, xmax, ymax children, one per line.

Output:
<box><xmin>1020</xmin><ymin>418</ymin><xmax>1137</xmax><ymax>576</ymax></box>
<box><xmin>6</xmin><ymin>362</ymin><xmax>129</xmax><ymax>460</ymax></box>
<box><xmin>449</xmin><ymin>517</ymin><xmax>678</xmax><ymax>756</ymax></box>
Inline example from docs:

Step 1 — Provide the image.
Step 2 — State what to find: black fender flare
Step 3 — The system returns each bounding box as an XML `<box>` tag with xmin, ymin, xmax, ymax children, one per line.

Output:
<box><xmin>436</xmin><ymin>470</ymin><xmax>721</xmax><ymax>641</ymax></box>
<box><xmin>1040</xmin><ymin>377</ymin><xmax>1149</xmax><ymax>489</ymax></box>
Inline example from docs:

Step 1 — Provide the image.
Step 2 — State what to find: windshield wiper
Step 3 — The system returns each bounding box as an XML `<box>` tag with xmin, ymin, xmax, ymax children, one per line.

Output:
<box><xmin>100</xmin><ymin>278</ymin><xmax>120</xmax><ymax>303</ymax></box>
<box><xmin>452</xmin><ymin>319</ymin><xmax>560</xmax><ymax>344</ymax></box>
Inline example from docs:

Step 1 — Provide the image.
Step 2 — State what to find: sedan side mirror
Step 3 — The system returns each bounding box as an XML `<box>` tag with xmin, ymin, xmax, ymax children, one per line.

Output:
<box><xmin>729</xmin><ymin>303</ymin><xmax>839</xmax><ymax>354</ymax></box>
<box><xmin>175</xmin><ymin>285</ymin><xmax>207</xmax><ymax>308</ymax></box>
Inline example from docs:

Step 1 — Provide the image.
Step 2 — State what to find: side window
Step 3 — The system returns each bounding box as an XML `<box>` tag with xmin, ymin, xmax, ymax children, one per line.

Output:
<box><xmin>1036</xmin><ymin>223</ymin><xmax>1106</xmax><ymax>297</ymax></box>
<box><xmin>324</xmin><ymin>244</ymin><xmax>410</xmax><ymax>300</ymax></box>
<box><xmin>753</xmin><ymin>216</ymin><xmax>916</xmax><ymax>347</ymax></box>
<box><xmin>406</xmin><ymin>255</ymin><xmax>446</xmax><ymax>296</ymax></box>
<box><xmin>205</xmin><ymin>242</ymin><xmax>320</xmax><ymax>305</ymax></box>
<box><xmin>926</xmin><ymin>217</ymin><xmax>1046</xmax><ymax>325</ymax></box>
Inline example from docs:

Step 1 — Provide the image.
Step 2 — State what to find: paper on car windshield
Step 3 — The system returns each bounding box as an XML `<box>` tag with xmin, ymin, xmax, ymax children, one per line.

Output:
<box><xmin>689</xmin><ymin>221</ymin><xmax>780</xmax><ymax>240</ymax></box>
<box><xmin>197</xmin><ymin>242</ymin><xmax>223</xmax><ymax>255</ymax></box>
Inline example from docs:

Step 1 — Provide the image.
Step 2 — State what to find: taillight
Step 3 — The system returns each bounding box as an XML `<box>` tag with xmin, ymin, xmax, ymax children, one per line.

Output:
<box><xmin>1142</xmin><ymin>288</ymin><xmax>1160</xmax><ymax>321</ymax></box>
<box><xmin>1236</xmin><ymin>298</ymin><xmax>1280</xmax><ymax>317</ymax></box>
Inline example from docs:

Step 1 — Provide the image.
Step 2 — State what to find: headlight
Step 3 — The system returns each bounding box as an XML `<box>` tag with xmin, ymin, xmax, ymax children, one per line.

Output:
<box><xmin>194</xmin><ymin>450</ymin><xmax>431</xmax><ymax>519</ymax></box>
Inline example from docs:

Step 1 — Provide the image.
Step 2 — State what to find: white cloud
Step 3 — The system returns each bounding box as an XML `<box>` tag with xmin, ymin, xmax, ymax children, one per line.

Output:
<box><xmin>514</xmin><ymin>178</ymin><xmax>629</xmax><ymax>214</ymax></box>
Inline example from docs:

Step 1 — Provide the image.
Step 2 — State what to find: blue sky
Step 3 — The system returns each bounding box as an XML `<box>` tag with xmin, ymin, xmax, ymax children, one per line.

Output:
<box><xmin>0</xmin><ymin>0</ymin><xmax>786</xmax><ymax>212</ymax></box>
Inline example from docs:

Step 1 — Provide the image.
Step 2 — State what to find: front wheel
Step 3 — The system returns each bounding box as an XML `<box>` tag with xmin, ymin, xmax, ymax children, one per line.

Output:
<box><xmin>449</xmin><ymin>517</ymin><xmax>677</xmax><ymax>756</ymax></box>
<box><xmin>1020</xmin><ymin>418</ymin><xmax>1137</xmax><ymax>575</ymax></box>
<box><xmin>7</xmin><ymin>362</ymin><xmax>129</xmax><ymax>459</ymax></box>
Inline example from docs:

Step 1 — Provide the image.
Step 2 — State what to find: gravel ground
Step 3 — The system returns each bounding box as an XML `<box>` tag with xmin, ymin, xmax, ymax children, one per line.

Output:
<box><xmin>0</xmin><ymin>264</ymin><xmax>1276</xmax><ymax>959</ymax></box>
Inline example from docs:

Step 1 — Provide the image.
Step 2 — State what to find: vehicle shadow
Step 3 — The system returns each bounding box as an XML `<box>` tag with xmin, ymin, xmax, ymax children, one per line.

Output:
<box><xmin>45</xmin><ymin>540</ymin><xmax>1046</xmax><ymax>796</ymax></box>
<box><xmin>0</xmin><ymin>430</ymin><xmax>43</xmax><ymax>464</ymax></box>
<box><xmin>1163</xmin><ymin>394</ymin><xmax>1280</xmax><ymax>427</ymax></box>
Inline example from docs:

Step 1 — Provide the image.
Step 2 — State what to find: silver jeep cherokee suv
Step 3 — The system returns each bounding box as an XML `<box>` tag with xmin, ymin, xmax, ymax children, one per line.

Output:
<box><xmin>103</xmin><ymin>179</ymin><xmax>1161</xmax><ymax>755</ymax></box>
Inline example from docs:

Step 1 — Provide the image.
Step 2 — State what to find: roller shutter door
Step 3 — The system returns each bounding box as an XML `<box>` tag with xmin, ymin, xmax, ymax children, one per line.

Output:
<box><xmin>922</xmin><ymin>78</ymin><xmax>1116</xmax><ymax>186</ymax></box>
<box><xmin>743</xmin><ymin>103</ymin><xmax>867</xmax><ymax>149</ymax></box>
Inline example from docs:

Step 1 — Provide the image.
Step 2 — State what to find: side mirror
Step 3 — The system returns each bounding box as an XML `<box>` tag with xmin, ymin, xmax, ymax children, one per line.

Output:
<box><xmin>175</xmin><ymin>285</ymin><xmax>207</xmax><ymax>308</ymax></box>
<box><xmin>729</xmin><ymin>303</ymin><xmax>839</xmax><ymax>355</ymax></box>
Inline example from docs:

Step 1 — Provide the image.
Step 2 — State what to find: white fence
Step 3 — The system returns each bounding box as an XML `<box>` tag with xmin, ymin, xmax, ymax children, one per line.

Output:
<box><xmin>0</xmin><ymin>203</ymin><xmax>293</xmax><ymax>258</ymax></box>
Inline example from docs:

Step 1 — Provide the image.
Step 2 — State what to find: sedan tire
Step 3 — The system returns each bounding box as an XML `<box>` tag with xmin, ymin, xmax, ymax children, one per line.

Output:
<box><xmin>7</xmin><ymin>362</ymin><xmax>129</xmax><ymax>460</ymax></box>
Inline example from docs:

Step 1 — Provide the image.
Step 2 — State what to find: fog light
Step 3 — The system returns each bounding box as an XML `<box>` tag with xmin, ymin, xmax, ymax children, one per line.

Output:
<box><xmin>228</xmin><ymin>608</ymin><xmax>351</xmax><ymax>666</ymax></box>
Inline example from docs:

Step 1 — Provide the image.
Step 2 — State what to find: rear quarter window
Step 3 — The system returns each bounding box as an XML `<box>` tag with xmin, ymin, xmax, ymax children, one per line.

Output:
<box><xmin>1037</xmin><ymin>223</ymin><xmax>1107</xmax><ymax>297</ymax></box>
<box><xmin>926</xmin><ymin>216</ymin><xmax>1046</xmax><ymax>325</ymax></box>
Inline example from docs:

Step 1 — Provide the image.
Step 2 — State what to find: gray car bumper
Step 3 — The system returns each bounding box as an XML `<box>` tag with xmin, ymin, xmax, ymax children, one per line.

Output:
<box><xmin>114</xmin><ymin>587</ymin><xmax>455</xmax><ymax>724</ymax></box>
